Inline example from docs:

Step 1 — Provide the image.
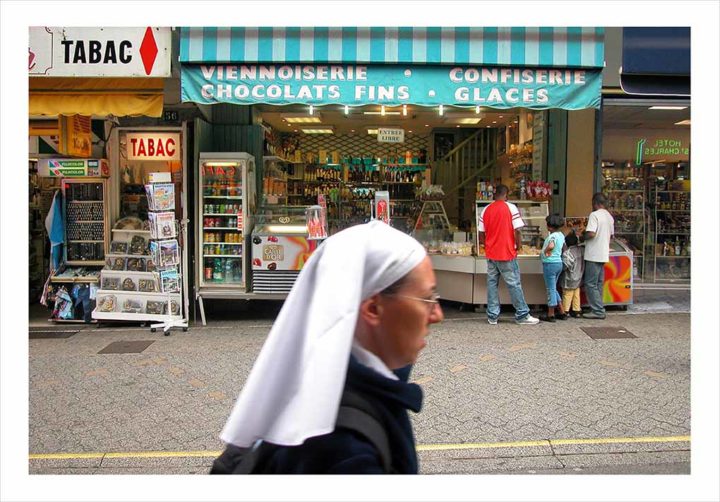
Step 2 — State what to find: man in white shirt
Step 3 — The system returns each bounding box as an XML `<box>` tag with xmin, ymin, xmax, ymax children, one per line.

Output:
<box><xmin>581</xmin><ymin>193</ymin><xmax>615</xmax><ymax>319</ymax></box>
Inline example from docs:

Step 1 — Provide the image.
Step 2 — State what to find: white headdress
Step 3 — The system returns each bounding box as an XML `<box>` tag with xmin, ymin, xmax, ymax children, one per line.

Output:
<box><xmin>221</xmin><ymin>220</ymin><xmax>427</xmax><ymax>447</ymax></box>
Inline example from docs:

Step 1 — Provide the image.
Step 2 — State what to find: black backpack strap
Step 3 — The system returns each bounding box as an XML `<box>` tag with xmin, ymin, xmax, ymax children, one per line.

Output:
<box><xmin>337</xmin><ymin>390</ymin><xmax>393</xmax><ymax>473</ymax></box>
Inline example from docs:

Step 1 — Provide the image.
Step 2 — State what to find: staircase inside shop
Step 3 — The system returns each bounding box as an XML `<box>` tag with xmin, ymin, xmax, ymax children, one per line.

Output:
<box><xmin>432</xmin><ymin>128</ymin><xmax>497</xmax><ymax>228</ymax></box>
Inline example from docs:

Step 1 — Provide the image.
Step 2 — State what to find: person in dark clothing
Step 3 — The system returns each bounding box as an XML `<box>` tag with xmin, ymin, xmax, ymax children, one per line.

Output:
<box><xmin>218</xmin><ymin>221</ymin><xmax>443</xmax><ymax>474</ymax></box>
<box><xmin>255</xmin><ymin>355</ymin><xmax>423</xmax><ymax>474</ymax></box>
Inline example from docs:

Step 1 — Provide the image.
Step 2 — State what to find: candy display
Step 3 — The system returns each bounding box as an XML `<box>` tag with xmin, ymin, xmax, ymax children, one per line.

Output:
<box><xmin>126</xmin><ymin>258</ymin><xmax>146</xmax><ymax>272</ymax></box>
<box><xmin>121</xmin><ymin>278</ymin><xmax>137</xmax><ymax>291</ymax></box>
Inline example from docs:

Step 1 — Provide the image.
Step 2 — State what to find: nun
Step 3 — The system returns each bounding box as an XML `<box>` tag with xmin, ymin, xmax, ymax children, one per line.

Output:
<box><xmin>219</xmin><ymin>220</ymin><xmax>444</xmax><ymax>473</ymax></box>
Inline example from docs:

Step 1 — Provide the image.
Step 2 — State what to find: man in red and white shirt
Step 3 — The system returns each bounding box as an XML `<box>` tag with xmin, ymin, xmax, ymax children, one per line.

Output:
<box><xmin>478</xmin><ymin>184</ymin><xmax>539</xmax><ymax>325</ymax></box>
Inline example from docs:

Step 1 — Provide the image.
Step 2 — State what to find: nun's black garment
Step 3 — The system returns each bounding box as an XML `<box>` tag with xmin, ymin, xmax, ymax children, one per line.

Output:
<box><xmin>253</xmin><ymin>356</ymin><xmax>423</xmax><ymax>474</ymax></box>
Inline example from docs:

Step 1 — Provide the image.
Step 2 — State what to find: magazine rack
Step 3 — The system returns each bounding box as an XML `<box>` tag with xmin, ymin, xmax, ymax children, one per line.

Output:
<box><xmin>146</xmin><ymin>180</ymin><xmax>188</xmax><ymax>335</ymax></box>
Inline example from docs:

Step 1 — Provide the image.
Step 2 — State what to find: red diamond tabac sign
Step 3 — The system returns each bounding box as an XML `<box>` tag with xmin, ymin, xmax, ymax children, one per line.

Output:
<box><xmin>29</xmin><ymin>27</ymin><xmax>171</xmax><ymax>77</ymax></box>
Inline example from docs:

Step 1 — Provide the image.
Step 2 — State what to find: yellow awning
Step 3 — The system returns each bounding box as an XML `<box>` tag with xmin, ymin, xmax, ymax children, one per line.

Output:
<box><xmin>29</xmin><ymin>77</ymin><xmax>165</xmax><ymax>117</ymax></box>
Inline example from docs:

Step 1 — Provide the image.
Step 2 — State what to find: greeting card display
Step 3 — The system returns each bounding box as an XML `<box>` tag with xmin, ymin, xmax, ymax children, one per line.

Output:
<box><xmin>145</xmin><ymin>183</ymin><xmax>175</xmax><ymax>211</ymax></box>
<box><xmin>149</xmin><ymin>212</ymin><xmax>176</xmax><ymax>239</ymax></box>
<box><xmin>160</xmin><ymin>269</ymin><xmax>181</xmax><ymax>293</ymax></box>
<box><xmin>158</xmin><ymin>239</ymin><xmax>180</xmax><ymax>268</ymax></box>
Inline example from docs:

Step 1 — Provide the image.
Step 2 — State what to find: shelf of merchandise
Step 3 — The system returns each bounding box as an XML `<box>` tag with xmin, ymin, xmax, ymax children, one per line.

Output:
<box><xmin>203</xmin><ymin>213</ymin><xmax>241</xmax><ymax>217</ymax></box>
<box><xmin>653</xmin><ymin>190</ymin><xmax>691</xmax><ymax>283</ymax></box>
<box><xmin>607</xmin><ymin>187</ymin><xmax>646</xmax><ymax>280</ymax></box>
<box><xmin>112</xmin><ymin>229</ymin><xmax>151</xmax><ymax>234</ymax></box>
<box><xmin>203</xmin><ymin>254</ymin><xmax>243</xmax><ymax>258</ymax></box>
<box><xmin>93</xmin><ymin>290</ymin><xmax>182</xmax><ymax>322</ymax></box>
<box><xmin>203</xmin><ymin>227</ymin><xmax>242</xmax><ymax>231</ymax></box>
<box><xmin>203</xmin><ymin>196</ymin><xmax>244</xmax><ymax>200</ymax></box>
<box><xmin>105</xmin><ymin>253</ymin><xmax>152</xmax><ymax>259</ymax></box>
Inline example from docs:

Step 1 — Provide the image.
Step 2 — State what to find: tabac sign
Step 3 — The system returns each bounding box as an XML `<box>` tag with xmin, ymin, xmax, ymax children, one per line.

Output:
<box><xmin>29</xmin><ymin>27</ymin><xmax>171</xmax><ymax>77</ymax></box>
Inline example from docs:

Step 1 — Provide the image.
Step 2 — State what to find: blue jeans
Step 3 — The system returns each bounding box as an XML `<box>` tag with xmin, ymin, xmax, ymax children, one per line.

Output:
<box><xmin>542</xmin><ymin>261</ymin><xmax>563</xmax><ymax>307</ymax></box>
<box><xmin>584</xmin><ymin>260</ymin><xmax>606</xmax><ymax>315</ymax></box>
<box><xmin>486</xmin><ymin>259</ymin><xmax>530</xmax><ymax>321</ymax></box>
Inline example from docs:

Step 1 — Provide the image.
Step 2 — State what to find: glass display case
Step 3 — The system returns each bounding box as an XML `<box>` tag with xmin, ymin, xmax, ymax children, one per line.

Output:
<box><xmin>250</xmin><ymin>206</ymin><xmax>319</xmax><ymax>294</ymax></box>
<box><xmin>653</xmin><ymin>187</ymin><xmax>690</xmax><ymax>282</ymax></box>
<box><xmin>412</xmin><ymin>200</ymin><xmax>453</xmax><ymax>252</ymax></box>
<box><xmin>195</xmin><ymin>152</ymin><xmax>255</xmax><ymax>297</ymax></box>
<box><xmin>604</xmin><ymin>175</ymin><xmax>646</xmax><ymax>280</ymax></box>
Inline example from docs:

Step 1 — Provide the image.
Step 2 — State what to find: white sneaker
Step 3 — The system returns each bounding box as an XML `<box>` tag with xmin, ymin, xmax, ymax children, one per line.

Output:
<box><xmin>515</xmin><ymin>314</ymin><xmax>540</xmax><ymax>325</ymax></box>
<box><xmin>488</xmin><ymin>317</ymin><xmax>498</xmax><ymax>325</ymax></box>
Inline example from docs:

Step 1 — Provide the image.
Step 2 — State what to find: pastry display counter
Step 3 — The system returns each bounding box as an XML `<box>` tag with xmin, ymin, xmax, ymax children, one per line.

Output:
<box><xmin>431</xmin><ymin>238</ymin><xmax>633</xmax><ymax>308</ymax></box>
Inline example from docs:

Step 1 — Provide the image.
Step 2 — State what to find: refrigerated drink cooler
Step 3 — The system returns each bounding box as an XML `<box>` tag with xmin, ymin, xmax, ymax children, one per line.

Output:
<box><xmin>195</xmin><ymin>152</ymin><xmax>256</xmax><ymax>324</ymax></box>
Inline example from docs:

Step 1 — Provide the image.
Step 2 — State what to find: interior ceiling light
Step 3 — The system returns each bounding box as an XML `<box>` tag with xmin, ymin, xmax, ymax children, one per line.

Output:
<box><xmin>492</xmin><ymin>121</ymin><xmax>497</xmax><ymax>124</ymax></box>
<box><xmin>402</xmin><ymin>105</ymin><xmax>408</xmax><ymax>116</ymax></box>
<box><xmin>364</xmin><ymin>111</ymin><xmax>401</xmax><ymax>115</ymax></box>
<box><xmin>367</xmin><ymin>128</ymin><xmax>380</xmax><ymax>135</ymax></box>
<box><xmin>475</xmin><ymin>106</ymin><xmax>480</xmax><ymax>114</ymax></box>
<box><xmin>282</xmin><ymin>113</ymin><xmax>322</xmax><ymax>123</ymax></box>
<box><xmin>650</xmin><ymin>106</ymin><xmax>688</xmax><ymax>110</ymax></box>
<box><xmin>344</xmin><ymin>105</ymin><xmax>349</xmax><ymax>115</ymax></box>
<box><xmin>300</xmin><ymin>126</ymin><xmax>334</xmax><ymax>134</ymax></box>
<box><xmin>674</xmin><ymin>119</ymin><xmax>691</xmax><ymax>125</ymax></box>
<box><xmin>439</xmin><ymin>104</ymin><xmax>444</xmax><ymax>116</ymax></box>
<box><xmin>309</xmin><ymin>105</ymin><xmax>314</xmax><ymax>115</ymax></box>
<box><xmin>381</xmin><ymin>105</ymin><xmax>386</xmax><ymax>116</ymax></box>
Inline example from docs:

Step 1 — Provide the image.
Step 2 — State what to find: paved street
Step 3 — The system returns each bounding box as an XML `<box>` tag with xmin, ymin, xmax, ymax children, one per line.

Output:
<box><xmin>28</xmin><ymin>298</ymin><xmax>691</xmax><ymax>475</ymax></box>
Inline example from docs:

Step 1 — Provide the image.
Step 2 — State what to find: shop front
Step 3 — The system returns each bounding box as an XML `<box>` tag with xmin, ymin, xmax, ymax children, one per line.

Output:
<box><xmin>600</xmin><ymin>27</ymin><xmax>691</xmax><ymax>284</ymax></box>
<box><xmin>28</xmin><ymin>26</ymin><xmax>191</xmax><ymax>327</ymax></box>
<box><xmin>179</xmin><ymin>27</ymin><xmax>611</xmax><ymax>317</ymax></box>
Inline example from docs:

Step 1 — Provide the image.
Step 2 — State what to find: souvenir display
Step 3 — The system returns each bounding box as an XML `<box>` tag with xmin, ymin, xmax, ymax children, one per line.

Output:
<box><xmin>97</xmin><ymin>295</ymin><xmax>117</xmax><ymax>312</ymax></box>
<box><xmin>126</xmin><ymin>257</ymin><xmax>146</xmax><ymax>272</ymax></box>
<box><xmin>109</xmin><ymin>257</ymin><xmax>126</xmax><ymax>271</ymax></box>
<box><xmin>146</xmin><ymin>301</ymin><xmax>164</xmax><ymax>315</ymax></box>
<box><xmin>122</xmin><ymin>298</ymin><xmax>143</xmax><ymax>313</ymax></box>
<box><xmin>160</xmin><ymin>269</ymin><xmax>181</xmax><ymax>293</ymax></box>
<box><xmin>145</xmin><ymin>183</ymin><xmax>175</xmax><ymax>211</ymax></box>
<box><xmin>163</xmin><ymin>300</ymin><xmax>181</xmax><ymax>316</ymax></box>
<box><xmin>138</xmin><ymin>279</ymin><xmax>157</xmax><ymax>292</ymax></box>
<box><xmin>146</xmin><ymin>258</ymin><xmax>157</xmax><ymax>272</ymax></box>
<box><xmin>158</xmin><ymin>240</ymin><xmax>180</xmax><ymax>268</ymax></box>
<box><xmin>121</xmin><ymin>278</ymin><xmax>137</xmax><ymax>291</ymax></box>
<box><xmin>129</xmin><ymin>235</ymin><xmax>148</xmax><ymax>255</ymax></box>
<box><xmin>149</xmin><ymin>212</ymin><xmax>176</xmax><ymax>239</ymax></box>
<box><xmin>110</xmin><ymin>241</ymin><xmax>129</xmax><ymax>254</ymax></box>
<box><xmin>101</xmin><ymin>277</ymin><xmax>120</xmax><ymax>290</ymax></box>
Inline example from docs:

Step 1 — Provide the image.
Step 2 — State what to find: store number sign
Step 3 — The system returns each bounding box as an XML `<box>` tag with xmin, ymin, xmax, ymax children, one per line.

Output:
<box><xmin>126</xmin><ymin>133</ymin><xmax>181</xmax><ymax>161</ymax></box>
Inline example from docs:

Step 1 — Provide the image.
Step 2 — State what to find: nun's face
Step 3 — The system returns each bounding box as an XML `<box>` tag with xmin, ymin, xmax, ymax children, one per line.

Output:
<box><xmin>377</xmin><ymin>257</ymin><xmax>444</xmax><ymax>369</ymax></box>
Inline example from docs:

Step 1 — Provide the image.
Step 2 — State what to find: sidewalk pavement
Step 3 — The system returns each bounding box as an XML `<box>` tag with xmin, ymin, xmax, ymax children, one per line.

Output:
<box><xmin>27</xmin><ymin>302</ymin><xmax>691</xmax><ymax>474</ymax></box>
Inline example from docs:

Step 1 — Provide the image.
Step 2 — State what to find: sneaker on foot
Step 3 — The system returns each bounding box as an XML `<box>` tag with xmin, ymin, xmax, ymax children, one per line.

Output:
<box><xmin>515</xmin><ymin>314</ymin><xmax>540</xmax><ymax>325</ymax></box>
<box><xmin>538</xmin><ymin>314</ymin><xmax>556</xmax><ymax>323</ymax></box>
<box><xmin>555</xmin><ymin>313</ymin><xmax>568</xmax><ymax>320</ymax></box>
<box><xmin>488</xmin><ymin>317</ymin><xmax>498</xmax><ymax>325</ymax></box>
<box><xmin>582</xmin><ymin>312</ymin><xmax>606</xmax><ymax>319</ymax></box>
<box><xmin>569</xmin><ymin>310</ymin><xmax>581</xmax><ymax>318</ymax></box>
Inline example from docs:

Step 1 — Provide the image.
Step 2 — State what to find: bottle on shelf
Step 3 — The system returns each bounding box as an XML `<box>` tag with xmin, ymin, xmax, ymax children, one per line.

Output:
<box><xmin>674</xmin><ymin>237</ymin><xmax>681</xmax><ymax>257</ymax></box>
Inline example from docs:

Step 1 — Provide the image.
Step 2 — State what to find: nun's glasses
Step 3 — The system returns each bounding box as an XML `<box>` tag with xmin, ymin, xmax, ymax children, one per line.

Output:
<box><xmin>385</xmin><ymin>293</ymin><xmax>441</xmax><ymax>309</ymax></box>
